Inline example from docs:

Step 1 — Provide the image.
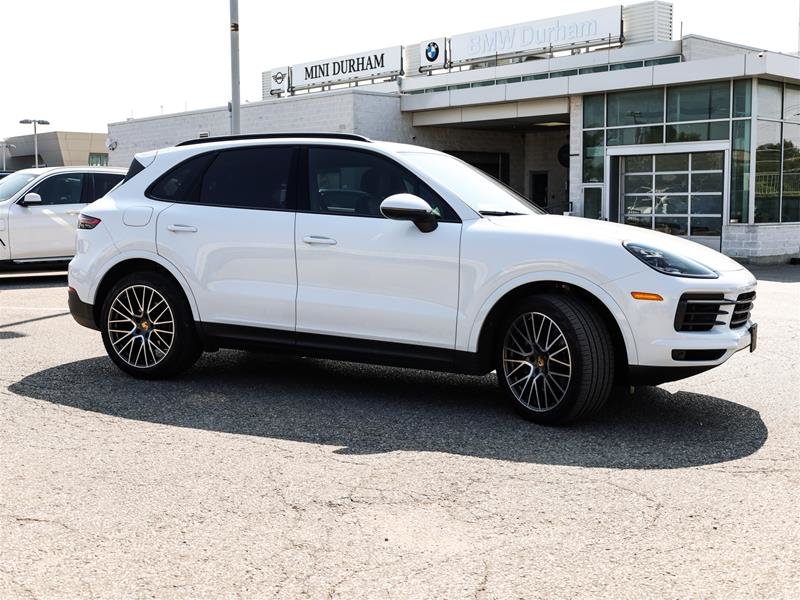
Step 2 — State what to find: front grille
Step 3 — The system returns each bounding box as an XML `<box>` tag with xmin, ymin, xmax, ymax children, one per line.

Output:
<box><xmin>730</xmin><ymin>291</ymin><xmax>756</xmax><ymax>328</ymax></box>
<box><xmin>674</xmin><ymin>291</ymin><xmax>756</xmax><ymax>332</ymax></box>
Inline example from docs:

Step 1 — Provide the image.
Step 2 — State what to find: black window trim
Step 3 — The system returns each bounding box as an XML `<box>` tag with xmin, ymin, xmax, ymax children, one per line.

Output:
<box><xmin>145</xmin><ymin>145</ymin><xmax>300</xmax><ymax>213</ymax></box>
<box><xmin>298</xmin><ymin>145</ymin><xmax>462</xmax><ymax>224</ymax></box>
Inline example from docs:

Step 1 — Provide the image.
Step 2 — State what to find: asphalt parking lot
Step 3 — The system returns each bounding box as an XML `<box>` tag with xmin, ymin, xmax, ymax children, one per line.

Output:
<box><xmin>0</xmin><ymin>267</ymin><xmax>798</xmax><ymax>598</ymax></box>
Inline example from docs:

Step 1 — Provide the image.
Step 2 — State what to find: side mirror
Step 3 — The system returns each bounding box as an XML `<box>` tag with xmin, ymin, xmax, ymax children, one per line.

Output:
<box><xmin>380</xmin><ymin>193</ymin><xmax>438</xmax><ymax>233</ymax></box>
<box><xmin>20</xmin><ymin>192</ymin><xmax>42</xmax><ymax>207</ymax></box>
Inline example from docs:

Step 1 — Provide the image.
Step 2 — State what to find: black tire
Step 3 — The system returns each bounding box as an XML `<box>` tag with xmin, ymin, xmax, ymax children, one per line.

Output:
<box><xmin>495</xmin><ymin>293</ymin><xmax>614</xmax><ymax>425</ymax></box>
<box><xmin>100</xmin><ymin>271</ymin><xmax>201</xmax><ymax>378</ymax></box>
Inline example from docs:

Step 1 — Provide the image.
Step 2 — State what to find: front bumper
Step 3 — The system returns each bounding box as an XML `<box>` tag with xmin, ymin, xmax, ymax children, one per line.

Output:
<box><xmin>68</xmin><ymin>287</ymin><xmax>98</xmax><ymax>330</ymax></box>
<box><xmin>609</xmin><ymin>266</ymin><xmax>757</xmax><ymax>369</ymax></box>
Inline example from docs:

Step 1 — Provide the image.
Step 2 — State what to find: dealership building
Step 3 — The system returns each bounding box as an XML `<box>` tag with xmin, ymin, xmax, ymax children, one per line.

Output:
<box><xmin>108</xmin><ymin>1</ymin><xmax>800</xmax><ymax>263</ymax></box>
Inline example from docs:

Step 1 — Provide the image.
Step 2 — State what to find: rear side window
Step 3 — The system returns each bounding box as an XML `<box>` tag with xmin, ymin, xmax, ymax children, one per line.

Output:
<box><xmin>91</xmin><ymin>173</ymin><xmax>124</xmax><ymax>200</ymax></box>
<box><xmin>199</xmin><ymin>147</ymin><xmax>295</xmax><ymax>210</ymax></box>
<box><xmin>149</xmin><ymin>153</ymin><xmax>216</xmax><ymax>201</ymax></box>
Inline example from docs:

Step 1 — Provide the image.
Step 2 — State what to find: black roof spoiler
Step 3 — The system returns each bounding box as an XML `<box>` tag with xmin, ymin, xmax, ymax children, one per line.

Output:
<box><xmin>175</xmin><ymin>132</ymin><xmax>371</xmax><ymax>147</ymax></box>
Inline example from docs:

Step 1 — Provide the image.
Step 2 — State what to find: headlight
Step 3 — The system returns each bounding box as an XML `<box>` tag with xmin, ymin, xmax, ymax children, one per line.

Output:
<box><xmin>623</xmin><ymin>242</ymin><xmax>718</xmax><ymax>279</ymax></box>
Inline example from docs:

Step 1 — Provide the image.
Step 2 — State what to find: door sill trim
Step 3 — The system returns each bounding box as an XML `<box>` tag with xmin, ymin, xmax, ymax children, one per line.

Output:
<box><xmin>198</xmin><ymin>322</ymin><xmax>491</xmax><ymax>375</ymax></box>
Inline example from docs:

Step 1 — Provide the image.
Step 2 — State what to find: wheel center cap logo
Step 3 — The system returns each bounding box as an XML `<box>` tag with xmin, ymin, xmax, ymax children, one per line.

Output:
<box><xmin>425</xmin><ymin>42</ymin><xmax>439</xmax><ymax>62</ymax></box>
<box><xmin>141</xmin><ymin>321</ymin><xmax>150</xmax><ymax>330</ymax></box>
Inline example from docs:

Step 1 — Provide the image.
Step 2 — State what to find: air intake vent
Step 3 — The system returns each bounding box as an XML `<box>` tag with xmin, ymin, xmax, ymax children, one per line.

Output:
<box><xmin>674</xmin><ymin>293</ymin><xmax>726</xmax><ymax>332</ymax></box>
<box><xmin>730</xmin><ymin>291</ymin><xmax>756</xmax><ymax>328</ymax></box>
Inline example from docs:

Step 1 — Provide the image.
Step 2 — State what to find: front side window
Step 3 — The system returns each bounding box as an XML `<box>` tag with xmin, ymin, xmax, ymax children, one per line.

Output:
<box><xmin>306</xmin><ymin>147</ymin><xmax>458</xmax><ymax>220</ymax></box>
<box><xmin>29</xmin><ymin>173</ymin><xmax>85</xmax><ymax>205</ymax></box>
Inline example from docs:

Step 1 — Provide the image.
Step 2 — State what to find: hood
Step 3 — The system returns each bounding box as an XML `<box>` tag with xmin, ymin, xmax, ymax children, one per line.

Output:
<box><xmin>486</xmin><ymin>214</ymin><xmax>744</xmax><ymax>273</ymax></box>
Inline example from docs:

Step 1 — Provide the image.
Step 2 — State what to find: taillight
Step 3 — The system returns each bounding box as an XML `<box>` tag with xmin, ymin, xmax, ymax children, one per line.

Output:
<box><xmin>78</xmin><ymin>214</ymin><xmax>101</xmax><ymax>229</ymax></box>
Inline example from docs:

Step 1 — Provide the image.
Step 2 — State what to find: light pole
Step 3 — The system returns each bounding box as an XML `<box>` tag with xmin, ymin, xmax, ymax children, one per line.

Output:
<box><xmin>19</xmin><ymin>118</ymin><xmax>49</xmax><ymax>168</ymax></box>
<box><xmin>0</xmin><ymin>141</ymin><xmax>15</xmax><ymax>171</ymax></box>
<box><xmin>229</xmin><ymin>0</ymin><xmax>241</xmax><ymax>135</ymax></box>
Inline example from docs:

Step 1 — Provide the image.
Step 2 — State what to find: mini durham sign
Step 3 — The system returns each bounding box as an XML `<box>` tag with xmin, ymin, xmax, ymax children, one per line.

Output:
<box><xmin>450</xmin><ymin>6</ymin><xmax>622</xmax><ymax>64</ymax></box>
<box><xmin>291</xmin><ymin>46</ymin><xmax>403</xmax><ymax>90</ymax></box>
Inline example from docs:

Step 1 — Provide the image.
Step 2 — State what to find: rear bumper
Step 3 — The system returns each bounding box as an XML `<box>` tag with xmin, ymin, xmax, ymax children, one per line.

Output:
<box><xmin>68</xmin><ymin>287</ymin><xmax>98</xmax><ymax>330</ymax></box>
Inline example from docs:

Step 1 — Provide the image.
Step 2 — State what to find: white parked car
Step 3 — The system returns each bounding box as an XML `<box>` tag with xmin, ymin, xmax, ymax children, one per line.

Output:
<box><xmin>0</xmin><ymin>166</ymin><xmax>125</xmax><ymax>266</ymax></box>
<box><xmin>68</xmin><ymin>134</ymin><xmax>757</xmax><ymax>424</ymax></box>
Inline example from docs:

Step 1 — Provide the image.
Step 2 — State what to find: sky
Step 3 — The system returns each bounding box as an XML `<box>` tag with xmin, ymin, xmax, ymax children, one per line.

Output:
<box><xmin>0</xmin><ymin>0</ymin><xmax>798</xmax><ymax>140</ymax></box>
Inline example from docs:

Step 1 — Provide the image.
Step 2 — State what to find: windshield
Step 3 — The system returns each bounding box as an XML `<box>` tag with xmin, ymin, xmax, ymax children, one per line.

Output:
<box><xmin>0</xmin><ymin>172</ymin><xmax>37</xmax><ymax>201</ymax></box>
<box><xmin>400</xmin><ymin>152</ymin><xmax>545</xmax><ymax>216</ymax></box>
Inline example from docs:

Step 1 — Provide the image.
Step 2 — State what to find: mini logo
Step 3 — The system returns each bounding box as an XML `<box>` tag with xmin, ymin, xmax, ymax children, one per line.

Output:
<box><xmin>425</xmin><ymin>42</ymin><xmax>439</xmax><ymax>63</ymax></box>
<box><xmin>272</xmin><ymin>71</ymin><xmax>286</xmax><ymax>85</ymax></box>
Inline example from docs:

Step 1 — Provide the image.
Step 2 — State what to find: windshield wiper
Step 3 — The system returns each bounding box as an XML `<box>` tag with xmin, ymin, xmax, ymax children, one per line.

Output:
<box><xmin>479</xmin><ymin>210</ymin><xmax>525</xmax><ymax>216</ymax></box>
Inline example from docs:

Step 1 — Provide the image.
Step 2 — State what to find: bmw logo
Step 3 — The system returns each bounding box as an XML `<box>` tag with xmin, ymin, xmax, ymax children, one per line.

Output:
<box><xmin>425</xmin><ymin>42</ymin><xmax>440</xmax><ymax>63</ymax></box>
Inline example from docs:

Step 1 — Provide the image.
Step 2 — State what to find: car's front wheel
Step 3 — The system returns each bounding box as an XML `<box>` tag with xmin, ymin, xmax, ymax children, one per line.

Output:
<box><xmin>496</xmin><ymin>293</ymin><xmax>614</xmax><ymax>425</ymax></box>
<box><xmin>100</xmin><ymin>272</ymin><xmax>201</xmax><ymax>378</ymax></box>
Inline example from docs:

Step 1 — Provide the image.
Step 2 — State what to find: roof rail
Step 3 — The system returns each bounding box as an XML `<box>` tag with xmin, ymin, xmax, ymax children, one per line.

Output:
<box><xmin>175</xmin><ymin>132</ymin><xmax>371</xmax><ymax>147</ymax></box>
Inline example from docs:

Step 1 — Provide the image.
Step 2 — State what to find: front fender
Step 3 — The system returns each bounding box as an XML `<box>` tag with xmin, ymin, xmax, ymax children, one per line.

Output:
<box><xmin>459</xmin><ymin>270</ymin><xmax>639</xmax><ymax>365</ymax></box>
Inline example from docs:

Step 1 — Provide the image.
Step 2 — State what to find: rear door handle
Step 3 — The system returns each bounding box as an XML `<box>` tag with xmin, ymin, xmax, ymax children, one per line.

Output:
<box><xmin>302</xmin><ymin>235</ymin><xmax>337</xmax><ymax>245</ymax></box>
<box><xmin>66</xmin><ymin>210</ymin><xmax>81</xmax><ymax>215</ymax></box>
<box><xmin>167</xmin><ymin>224</ymin><xmax>198</xmax><ymax>233</ymax></box>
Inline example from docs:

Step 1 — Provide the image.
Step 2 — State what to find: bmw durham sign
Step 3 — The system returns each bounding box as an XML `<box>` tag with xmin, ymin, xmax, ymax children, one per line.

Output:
<box><xmin>419</xmin><ymin>37</ymin><xmax>447</xmax><ymax>70</ymax></box>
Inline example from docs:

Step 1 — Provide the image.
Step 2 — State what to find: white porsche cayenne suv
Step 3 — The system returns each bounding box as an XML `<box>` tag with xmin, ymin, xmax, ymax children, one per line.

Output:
<box><xmin>0</xmin><ymin>166</ymin><xmax>125</xmax><ymax>266</ymax></box>
<box><xmin>68</xmin><ymin>133</ymin><xmax>757</xmax><ymax>424</ymax></box>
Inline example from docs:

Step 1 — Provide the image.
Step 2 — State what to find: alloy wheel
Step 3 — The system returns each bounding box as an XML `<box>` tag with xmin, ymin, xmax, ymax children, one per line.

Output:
<box><xmin>107</xmin><ymin>285</ymin><xmax>175</xmax><ymax>368</ymax></box>
<box><xmin>501</xmin><ymin>311</ymin><xmax>572</xmax><ymax>411</ymax></box>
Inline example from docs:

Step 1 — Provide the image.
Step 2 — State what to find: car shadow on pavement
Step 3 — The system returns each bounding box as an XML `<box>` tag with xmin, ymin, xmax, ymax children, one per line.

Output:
<box><xmin>9</xmin><ymin>351</ymin><xmax>767</xmax><ymax>470</ymax></box>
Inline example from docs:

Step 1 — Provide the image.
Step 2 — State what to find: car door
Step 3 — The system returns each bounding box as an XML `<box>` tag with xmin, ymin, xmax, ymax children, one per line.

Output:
<box><xmin>8</xmin><ymin>172</ymin><xmax>87</xmax><ymax>259</ymax></box>
<box><xmin>295</xmin><ymin>146</ymin><xmax>462</xmax><ymax>349</ymax></box>
<box><xmin>155</xmin><ymin>145</ymin><xmax>298</xmax><ymax>330</ymax></box>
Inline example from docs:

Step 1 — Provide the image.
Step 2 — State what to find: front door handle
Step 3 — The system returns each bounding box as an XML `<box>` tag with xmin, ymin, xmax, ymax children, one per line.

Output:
<box><xmin>302</xmin><ymin>235</ymin><xmax>337</xmax><ymax>245</ymax></box>
<box><xmin>167</xmin><ymin>224</ymin><xmax>198</xmax><ymax>233</ymax></box>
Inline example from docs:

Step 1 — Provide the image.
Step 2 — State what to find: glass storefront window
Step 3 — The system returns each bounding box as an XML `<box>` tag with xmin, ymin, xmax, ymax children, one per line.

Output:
<box><xmin>610</xmin><ymin>61</ymin><xmax>643</xmax><ymax>71</ymax></box>
<box><xmin>784</xmin><ymin>85</ymin><xmax>800</xmax><ymax>123</ymax></box>
<box><xmin>654</xmin><ymin>216</ymin><xmax>688</xmax><ymax>235</ymax></box>
<box><xmin>754</xmin><ymin>119</ymin><xmax>782</xmax><ymax>222</ymax></box>
<box><xmin>625</xmin><ymin>174</ymin><xmax>653</xmax><ymax>193</ymax></box>
<box><xmin>607</xmin><ymin>126</ymin><xmax>663</xmax><ymax>146</ymax></box>
<box><xmin>692</xmin><ymin>172</ymin><xmax>724</xmax><ymax>193</ymax></box>
<box><xmin>733</xmin><ymin>80</ymin><xmax>752</xmax><ymax>118</ymax></box>
<box><xmin>655</xmin><ymin>194</ymin><xmax>688</xmax><ymax>214</ymax></box>
<box><xmin>644</xmin><ymin>56</ymin><xmax>681</xmax><ymax>66</ymax></box>
<box><xmin>757</xmin><ymin>79</ymin><xmax>783</xmax><ymax>119</ymax></box>
<box><xmin>583</xmin><ymin>187</ymin><xmax>602</xmax><ymax>219</ymax></box>
<box><xmin>582</xmin><ymin>130</ymin><xmax>604</xmax><ymax>183</ymax></box>
<box><xmin>729</xmin><ymin>119</ymin><xmax>751</xmax><ymax>223</ymax></box>
<box><xmin>690</xmin><ymin>217</ymin><xmax>722</xmax><ymax>236</ymax></box>
<box><xmin>692</xmin><ymin>152</ymin><xmax>724</xmax><ymax>171</ymax></box>
<box><xmin>624</xmin><ymin>195</ymin><xmax>653</xmax><ymax>214</ymax></box>
<box><xmin>607</xmin><ymin>89</ymin><xmax>663</xmax><ymax>126</ymax></box>
<box><xmin>655</xmin><ymin>173</ymin><xmax>688</xmax><ymax>193</ymax></box>
<box><xmin>782</xmin><ymin>122</ymin><xmax>800</xmax><ymax>222</ymax></box>
<box><xmin>583</xmin><ymin>95</ymin><xmax>605</xmax><ymax>128</ymax></box>
<box><xmin>655</xmin><ymin>153</ymin><xmax>688</xmax><ymax>171</ymax></box>
<box><xmin>624</xmin><ymin>215</ymin><xmax>652</xmax><ymax>229</ymax></box>
<box><xmin>667</xmin><ymin>82</ymin><xmax>730</xmax><ymax>122</ymax></box>
<box><xmin>691</xmin><ymin>195</ymin><xmax>723</xmax><ymax>214</ymax></box>
<box><xmin>625</xmin><ymin>155</ymin><xmax>652</xmax><ymax>172</ymax></box>
<box><xmin>666</xmin><ymin>121</ymin><xmax>729</xmax><ymax>142</ymax></box>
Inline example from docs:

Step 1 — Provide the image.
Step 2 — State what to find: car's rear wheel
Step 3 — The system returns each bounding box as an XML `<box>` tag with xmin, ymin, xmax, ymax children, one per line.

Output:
<box><xmin>100</xmin><ymin>272</ymin><xmax>201</xmax><ymax>378</ymax></box>
<box><xmin>495</xmin><ymin>293</ymin><xmax>614</xmax><ymax>425</ymax></box>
